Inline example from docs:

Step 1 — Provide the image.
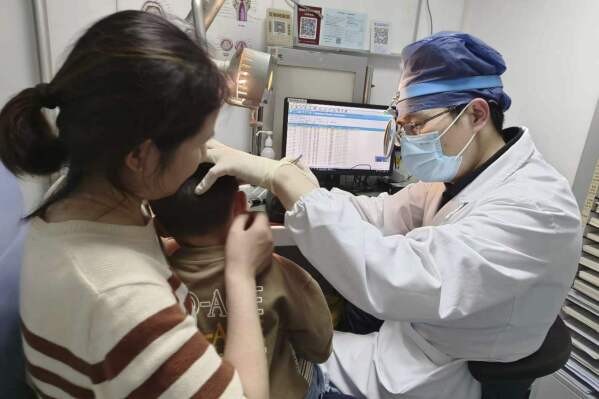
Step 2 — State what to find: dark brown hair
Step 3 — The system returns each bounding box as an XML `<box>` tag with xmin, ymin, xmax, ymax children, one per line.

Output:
<box><xmin>0</xmin><ymin>10</ymin><xmax>227</xmax><ymax>217</ymax></box>
<box><xmin>149</xmin><ymin>163</ymin><xmax>239</xmax><ymax>239</ymax></box>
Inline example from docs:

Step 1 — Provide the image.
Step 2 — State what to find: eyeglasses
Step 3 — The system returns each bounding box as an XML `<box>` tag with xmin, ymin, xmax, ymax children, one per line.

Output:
<box><xmin>383</xmin><ymin>107</ymin><xmax>457</xmax><ymax>158</ymax></box>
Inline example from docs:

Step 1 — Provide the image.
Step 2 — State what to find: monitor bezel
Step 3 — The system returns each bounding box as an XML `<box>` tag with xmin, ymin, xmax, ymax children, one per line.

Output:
<box><xmin>282</xmin><ymin>97</ymin><xmax>393</xmax><ymax>176</ymax></box>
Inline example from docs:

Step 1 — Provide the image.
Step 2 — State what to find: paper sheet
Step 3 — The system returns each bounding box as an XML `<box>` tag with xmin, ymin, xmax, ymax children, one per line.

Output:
<box><xmin>370</xmin><ymin>20</ymin><xmax>391</xmax><ymax>54</ymax></box>
<box><xmin>320</xmin><ymin>8</ymin><xmax>367</xmax><ymax>51</ymax></box>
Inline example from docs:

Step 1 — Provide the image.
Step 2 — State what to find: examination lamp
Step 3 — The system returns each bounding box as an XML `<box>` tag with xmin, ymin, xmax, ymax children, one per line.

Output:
<box><xmin>189</xmin><ymin>0</ymin><xmax>275</xmax><ymax>110</ymax></box>
<box><xmin>214</xmin><ymin>48</ymin><xmax>275</xmax><ymax>109</ymax></box>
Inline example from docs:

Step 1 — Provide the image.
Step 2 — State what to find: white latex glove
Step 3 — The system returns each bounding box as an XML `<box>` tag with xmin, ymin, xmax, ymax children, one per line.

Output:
<box><xmin>195</xmin><ymin>139</ymin><xmax>319</xmax><ymax>197</ymax></box>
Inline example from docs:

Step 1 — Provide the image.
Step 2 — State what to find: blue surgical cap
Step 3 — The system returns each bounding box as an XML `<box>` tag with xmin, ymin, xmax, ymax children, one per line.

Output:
<box><xmin>395</xmin><ymin>31</ymin><xmax>511</xmax><ymax>117</ymax></box>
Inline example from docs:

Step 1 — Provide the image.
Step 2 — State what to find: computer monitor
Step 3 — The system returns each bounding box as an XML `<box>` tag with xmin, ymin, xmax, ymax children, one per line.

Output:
<box><xmin>282</xmin><ymin>98</ymin><xmax>394</xmax><ymax>175</ymax></box>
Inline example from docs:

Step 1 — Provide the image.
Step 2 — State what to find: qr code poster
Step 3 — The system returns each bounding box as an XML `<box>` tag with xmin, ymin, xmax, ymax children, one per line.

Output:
<box><xmin>273</xmin><ymin>20</ymin><xmax>287</xmax><ymax>34</ymax></box>
<box><xmin>370</xmin><ymin>21</ymin><xmax>391</xmax><ymax>54</ymax></box>
<box><xmin>300</xmin><ymin>17</ymin><xmax>318</xmax><ymax>39</ymax></box>
<box><xmin>297</xmin><ymin>6</ymin><xmax>322</xmax><ymax>45</ymax></box>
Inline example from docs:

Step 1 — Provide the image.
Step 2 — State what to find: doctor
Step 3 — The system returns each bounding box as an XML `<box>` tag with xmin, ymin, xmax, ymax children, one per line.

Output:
<box><xmin>196</xmin><ymin>32</ymin><xmax>582</xmax><ymax>398</ymax></box>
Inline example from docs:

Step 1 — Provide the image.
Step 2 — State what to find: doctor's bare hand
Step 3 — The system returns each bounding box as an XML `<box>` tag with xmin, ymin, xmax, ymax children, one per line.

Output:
<box><xmin>225</xmin><ymin>212</ymin><xmax>273</xmax><ymax>281</ymax></box>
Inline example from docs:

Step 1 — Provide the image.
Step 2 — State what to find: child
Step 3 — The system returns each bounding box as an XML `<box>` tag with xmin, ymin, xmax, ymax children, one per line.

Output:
<box><xmin>150</xmin><ymin>163</ymin><xmax>333</xmax><ymax>399</ymax></box>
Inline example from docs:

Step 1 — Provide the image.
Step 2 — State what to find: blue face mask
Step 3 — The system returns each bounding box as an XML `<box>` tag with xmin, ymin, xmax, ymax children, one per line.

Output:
<box><xmin>399</xmin><ymin>104</ymin><xmax>477</xmax><ymax>182</ymax></box>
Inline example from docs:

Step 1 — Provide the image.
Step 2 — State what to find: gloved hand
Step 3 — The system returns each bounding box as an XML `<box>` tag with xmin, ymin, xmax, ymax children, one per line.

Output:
<box><xmin>195</xmin><ymin>139</ymin><xmax>319</xmax><ymax>197</ymax></box>
<box><xmin>281</xmin><ymin>156</ymin><xmax>319</xmax><ymax>187</ymax></box>
<box><xmin>195</xmin><ymin>139</ymin><xmax>278</xmax><ymax>194</ymax></box>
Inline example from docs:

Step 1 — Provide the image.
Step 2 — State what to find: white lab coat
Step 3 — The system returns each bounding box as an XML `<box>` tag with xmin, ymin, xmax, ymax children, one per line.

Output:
<box><xmin>285</xmin><ymin>128</ymin><xmax>582</xmax><ymax>399</ymax></box>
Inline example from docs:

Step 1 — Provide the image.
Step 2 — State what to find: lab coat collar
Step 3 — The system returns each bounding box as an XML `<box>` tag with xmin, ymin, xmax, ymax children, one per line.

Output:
<box><xmin>430</xmin><ymin>127</ymin><xmax>533</xmax><ymax>225</ymax></box>
<box><xmin>440</xmin><ymin>128</ymin><xmax>523</xmax><ymax>209</ymax></box>
<box><xmin>452</xmin><ymin>126</ymin><xmax>533</xmax><ymax>203</ymax></box>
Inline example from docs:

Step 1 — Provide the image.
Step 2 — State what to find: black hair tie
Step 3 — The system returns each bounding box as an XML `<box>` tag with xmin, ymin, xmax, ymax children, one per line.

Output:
<box><xmin>35</xmin><ymin>83</ymin><xmax>58</xmax><ymax>109</ymax></box>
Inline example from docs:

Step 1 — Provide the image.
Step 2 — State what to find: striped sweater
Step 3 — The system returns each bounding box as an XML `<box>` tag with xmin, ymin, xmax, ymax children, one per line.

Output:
<box><xmin>20</xmin><ymin>218</ymin><xmax>246</xmax><ymax>398</ymax></box>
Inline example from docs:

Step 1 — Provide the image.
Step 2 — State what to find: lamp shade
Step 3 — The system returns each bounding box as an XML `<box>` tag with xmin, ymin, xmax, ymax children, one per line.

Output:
<box><xmin>216</xmin><ymin>47</ymin><xmax>275</xmax><ymax>109</ymax></box>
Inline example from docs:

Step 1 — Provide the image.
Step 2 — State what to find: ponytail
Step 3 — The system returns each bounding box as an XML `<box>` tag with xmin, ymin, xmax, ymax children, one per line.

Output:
<box><xmin>0</xmin><ymin>83</ymin><xmax>67</xmax><ymax>176</ymax></box>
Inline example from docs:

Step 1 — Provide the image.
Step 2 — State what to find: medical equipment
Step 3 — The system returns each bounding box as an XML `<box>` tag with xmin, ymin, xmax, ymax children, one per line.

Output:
<box><xmin>242</xmin><ymin>154</ymin><xmax>303</xmax><ymax>206</ymax></box>
<box><xmin>215</xmin><ymin>49</ymin><xmax>275</xmax><ymax>110</ymax></box>
<box><xmin>240</xmin><ymin>184</ymin><xmax>268</xmax><ymax>206</ymax></box>
<box><xmin>281</xmin><ymin>98</ymin><xmax>393</xmax><ymax>176</ymax></box>
<box><xmin>187</xmin><ymin>0</ymin><xmax>276</xmax><ymax>110</ymax></box>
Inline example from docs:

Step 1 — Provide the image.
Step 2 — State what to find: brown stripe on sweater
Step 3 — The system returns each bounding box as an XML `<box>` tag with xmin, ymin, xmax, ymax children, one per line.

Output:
<box><xmin>27</xmin><ymin>360</ymin><xmax>95</xmax><ymax>399</ymax></box>
<box><xmin>24</xmin><ymin>303</ymin><xmax>187</xmax><ymax>385</ymax></box>
<box><xmin>167</xmin><ymin>274</ymin><xmax>182</xmax><ymax>292</ymax></box>
<box><xmin>168</xmin><ymin>273</ymin><xmax>185</xmax><ymax>306</ymax></box>
<box><xmin>89</xmin><ymin>303</ymin><xmax>186</xmax><ymax>383</ymax></box>
<box><xmin>21</xmin><ymin>320</ymin><xmax>92</xmax><ymax>377</ymax></box>
<box><xmin>190</xmin><ymin>361</ymin><xmax>236</xmax><ymax>399</ymax></box>
<box><xmin>125</xmin><ymin>332</ymin><xmax>210</xmax><ymax>398</ymax></box>
<box><xmin>184</xmin><ymin>294</ymin><xmax>194</xmax><ymax>315</ymax></box>
<box><xmin>21</xmin><ymin>303</ymin><xmax>187</xmax><ymax>384</ymax></box>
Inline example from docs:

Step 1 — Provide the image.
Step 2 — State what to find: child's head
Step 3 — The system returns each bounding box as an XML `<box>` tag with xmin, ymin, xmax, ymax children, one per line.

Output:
<box><xmin>150</xmin><ymin>163</ymin><xmax>246</xmax><ymax>244</ymax></box>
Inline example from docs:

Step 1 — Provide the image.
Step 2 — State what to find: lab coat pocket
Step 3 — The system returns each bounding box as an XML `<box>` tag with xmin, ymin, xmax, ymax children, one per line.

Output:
<box><xmin>403</xmin><ymin>322</ymin><xmax>452</xmax><ymax>366</ymax></box>
<box><xmin>376</xmin><ymin>322</ymin><xmax>478</xmax><ymax>398</ymax></box>
<box><xmin>375</xmin><ymin>322</ymin><xmax>453</xmax><ymax>394</ymax></box>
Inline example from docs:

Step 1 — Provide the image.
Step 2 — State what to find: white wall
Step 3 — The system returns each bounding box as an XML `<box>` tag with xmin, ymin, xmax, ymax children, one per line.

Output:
<box><xmin>0</xmin><ymin>0</ymin><xmax>49</xmax><ymax>213</ymax></box>
<box><xmin>461</xmin><ymin>0</ymin><xmax>599</xmax><ymax>184</ymax></box>
<box><xmin>46</xmin><ymin>0</ymin><xmax>117</xmax><ymax>74</ymax></box>
<box><xmin>416</xmin><ymin>0</ymin><xmax>465</xmax><ymax>40</ymax></box>
<box><xmin>367</xmin><ymin>0</ymin><xmax>463</xmax><ymax>107</ymax></box>
<box><xmin>0</xmin><ymin>2</ymin><xmax>39</xmax><ymax>101</ymax></box>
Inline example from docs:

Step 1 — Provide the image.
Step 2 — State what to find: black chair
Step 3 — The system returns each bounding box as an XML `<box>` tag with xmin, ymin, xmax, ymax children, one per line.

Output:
<box><xmin>468</xmin><ymin>316</ymin><xmax>572</xmax><ymax>399</ymax></box>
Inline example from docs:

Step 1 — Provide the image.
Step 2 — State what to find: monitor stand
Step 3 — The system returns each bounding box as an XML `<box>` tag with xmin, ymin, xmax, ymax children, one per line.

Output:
<box><xmin>318</xmin><ymin>174</ymin><xmax>341</xmax><ymax>190</ymax></box>
<box><xmin>316</xmin><ymin>173</ymin><xmax>400</xmax><ymax>196</ymax></box>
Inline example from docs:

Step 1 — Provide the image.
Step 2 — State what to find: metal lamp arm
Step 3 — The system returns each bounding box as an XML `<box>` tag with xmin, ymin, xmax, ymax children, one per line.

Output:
<box><xmin>188</xmin><ymin>0</ymin><xmax>226</xmax><ymax>40</ymax></box>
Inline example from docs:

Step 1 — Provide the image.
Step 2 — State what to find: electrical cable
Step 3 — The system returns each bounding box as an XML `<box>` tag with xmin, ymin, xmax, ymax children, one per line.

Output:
<box><xmin>426</xmin><ymin>0</ymin><xmax>433</xmax><ymax>35</ymax></box>
<box><xmin>349</xmin><ymin>164</ymin><xmax>373</xmax><ymax>170</ymax></box>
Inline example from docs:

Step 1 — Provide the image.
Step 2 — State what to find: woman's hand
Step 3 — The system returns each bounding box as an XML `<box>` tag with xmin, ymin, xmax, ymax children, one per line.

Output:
<box><xmin>223</xmin><ymin>211</ymin><xmax>272</xmax><ymax>399</ymax></box>
<box><xmin>225</xmin><ymin>212</ymin><xmax>273</xmax><ymax>280</ymax></box>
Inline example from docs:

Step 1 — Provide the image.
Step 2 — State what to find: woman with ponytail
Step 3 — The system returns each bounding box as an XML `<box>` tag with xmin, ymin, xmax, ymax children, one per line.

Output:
<box><xmin>0</xmin><ymin>10</ymin><xmax>270</xmax><ymax>399</ymax></box>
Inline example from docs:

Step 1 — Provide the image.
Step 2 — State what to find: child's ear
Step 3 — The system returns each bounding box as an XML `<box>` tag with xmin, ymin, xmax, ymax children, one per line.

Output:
<box><xmin>231</xmin><ymin>191</ymin><xmax>248</xmax><ymax>217</ymax></box>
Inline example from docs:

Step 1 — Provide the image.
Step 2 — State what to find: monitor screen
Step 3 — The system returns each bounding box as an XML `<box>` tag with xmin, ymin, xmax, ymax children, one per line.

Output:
<box><xmin>282</xmin><ymin>98</ymin><xmax>394</xmax><ymax>175</ymax></box>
